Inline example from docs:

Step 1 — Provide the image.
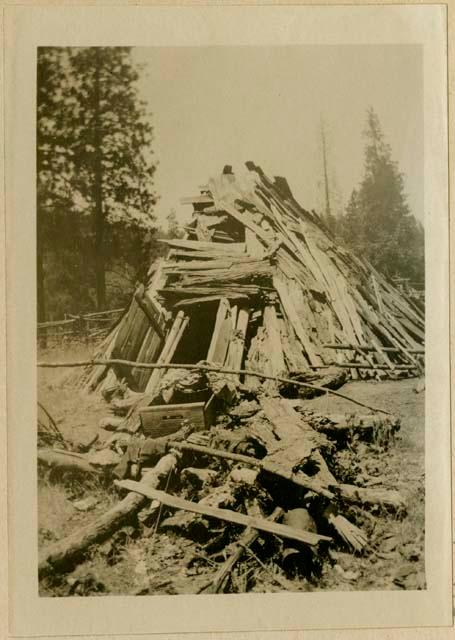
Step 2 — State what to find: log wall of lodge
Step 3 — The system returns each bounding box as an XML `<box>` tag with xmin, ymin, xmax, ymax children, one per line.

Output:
<box><xmin>81</xmin><ymin>162</ymin><xmax>424</xmax><ymax>397</ymax></box>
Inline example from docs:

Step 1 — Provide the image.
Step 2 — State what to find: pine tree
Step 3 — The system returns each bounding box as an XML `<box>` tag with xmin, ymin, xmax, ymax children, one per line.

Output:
<box><xmin>37</xmin><ymin>47</ymin><xmax>158</xmax><ymax>317</ymax></box>
<box><xmin>37</xmin><ymin>48</ymin><xmax>81</xmax><ymax>322</ymax></box>
<box><xmin>341</xmin><ymin>107</ymin><xmax>424</xmax><ymax>283</ymax></box>
<box><xmin>67</xmin><ymin>47</ymin><xmax>158</xmax><ymax>309</ymax></box>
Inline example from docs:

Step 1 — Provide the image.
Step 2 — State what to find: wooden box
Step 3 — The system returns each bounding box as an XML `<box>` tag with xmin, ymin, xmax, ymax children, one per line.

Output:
<box><xmin>139</xmin><ymin>396</ymin><xmax>216</xmax><ymax>439</ymax></box>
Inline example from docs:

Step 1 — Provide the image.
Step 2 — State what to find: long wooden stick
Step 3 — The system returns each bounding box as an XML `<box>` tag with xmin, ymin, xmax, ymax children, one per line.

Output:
<box><xmin>115</xmin><ymin>480</ymin><xmax>331</xmax><ymax>546</ymax></box>
<box><xmin>310</xmin><ymin>363</ymin><xmax>415</xmax><ymax>371</ymax></box>
<box><xmin>37</xmin><ymin>359</ymin><xmax>392</xmax><ymax>415</ymax></box>
<box><xmin>169</xmin><ymin>441</ymin><xmax>334</xmax><ymax>499</ymax></box>
<box><xmin>205</xmin><ymin>507</ymin><xmax>284</xmax><ymax>594</ymax></box>
<box><xmin>323</xmin><ymin>343</ymin><xmax>424</xmax><ymax>355</ymax></box>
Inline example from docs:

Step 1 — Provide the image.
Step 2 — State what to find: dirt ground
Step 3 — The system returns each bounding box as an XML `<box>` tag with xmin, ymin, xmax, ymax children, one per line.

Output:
<box><xmin>38</xmin><ymin>341</ymin><xmax>425</xmax><ymax>596</ymax></box>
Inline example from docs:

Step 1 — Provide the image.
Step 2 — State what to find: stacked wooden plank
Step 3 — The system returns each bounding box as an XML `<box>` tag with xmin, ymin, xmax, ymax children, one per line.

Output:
<box><xmin>84</xmin><ymin>162</ymin><xmax>424</xmax><ymax>394</ymax></box>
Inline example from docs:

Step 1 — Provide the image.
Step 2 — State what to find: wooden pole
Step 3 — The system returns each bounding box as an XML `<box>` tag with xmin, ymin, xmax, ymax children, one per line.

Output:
<box><xmin>37</xmin><ymin>359</ymin><xmax>393</xmax><ymax>415</ymax></box>
<box><xmin>323</xmin><ymin>343</ymin><xmax>424</xmax><ymax>355</ymax></box>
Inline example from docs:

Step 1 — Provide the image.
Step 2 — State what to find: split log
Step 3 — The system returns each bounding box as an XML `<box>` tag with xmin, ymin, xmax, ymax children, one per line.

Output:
<box><xmin>144</xmin><ymin>310</ymin><xmax>189</xmax><ymax>395</ymax></box>
<box><xmin>322</xmin><ymin>504</ymin><xmax>368</xmax><ymax>552</ymax></box>
<box><xmin>260</xmin><ymin>397</ymin><xmax>329</xmax><ymax>450</ymax></box>
<box><xmin>207</xmin><ymin>298</ymin><xmax>233</xmax><ymax>365</ymax></box>
<box><xmin>38</xmin><ymin>451</ymin><xmax>181</xmax><ymax>577</ymax></box>
<box><xmin>225</xmin><ymin>307</ymin><xmax>250</xmax><ymax>383</ymax></box>
<box><xmin>116</xmin><ymin>480</ymin><xmax>331</xmax><ymax>547</ymax></box>
<box><xmin>337</xmin><ymin>484</ymin><xmax>406</xmax><ymax>514</ymax></box>
<box><xmin>306</xmin><ymin>413</ymin><xmax>401</xmax><ymax>447</ymax></box>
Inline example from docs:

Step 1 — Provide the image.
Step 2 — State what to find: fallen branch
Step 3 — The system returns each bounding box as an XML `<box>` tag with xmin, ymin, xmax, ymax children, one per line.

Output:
<box><xmin>38</xmin><ymin>449</ymin><xmax>100</xmax><ymax>478</ymax></box>
<box><xmin>37</xmin><ymin>359</ymin><xmax>392</xmax><ymax>415</ymax></box>
<box><xmin>115</xmin><ymin>479</ymin><xmax>332</xmax><ymax>547</ymax></box>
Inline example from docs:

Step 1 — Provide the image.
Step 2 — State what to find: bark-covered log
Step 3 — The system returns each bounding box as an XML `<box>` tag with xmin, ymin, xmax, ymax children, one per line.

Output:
<box><xmin>338</xmin><ymin>484</ymin><xmax>406</xmax><ymax>514</ymax></box>
<box><xmin>38</xmin><ymin>449</ymin><xmax>100</xmax><ymax>480</ymax></box>
<box><xmin>38</xmin><ymin>451</ymin><xmax>180</xmax><ymax>577</ymax></box>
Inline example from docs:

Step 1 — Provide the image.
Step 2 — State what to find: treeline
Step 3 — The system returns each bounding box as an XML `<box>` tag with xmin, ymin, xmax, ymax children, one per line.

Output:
<box><xmin>322</xmin><ymin>108</ymin><xmax>424</xmax><ymax>285</ymax></box>
<box><xmin>37</xmin><ymin>47</ymin><xmax>164</xmax><ymax>321</ymax></box>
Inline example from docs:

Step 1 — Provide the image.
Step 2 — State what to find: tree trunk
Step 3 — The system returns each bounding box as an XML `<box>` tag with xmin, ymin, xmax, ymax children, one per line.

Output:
<box><xmin>321</xmin><ymin>120</ymin><xmax>332</xmax><ymax>220</ymax></box>
<box><xmin>39</xmin><ymin>451</ymin><xmax>180</xmax><ymax>576</ymax></box>
<box><xmin>93</xmin><ymin>48</ymin><xmax>106</xmax><ymax>311</ymax></box>
<box><xmin>37</xmin><ymin>246</ymin><xmax>47</xmax><ymax>348</ymax></box>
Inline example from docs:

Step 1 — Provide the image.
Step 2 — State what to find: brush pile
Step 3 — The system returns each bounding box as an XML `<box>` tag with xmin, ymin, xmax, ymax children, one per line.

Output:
<box><xmin>38</xmin><ymin>162</ymin><xmax>423</xmax><ymax>593</ymax></box>
<box><xmin>38</xmin><ymin>363</ymin><xmax>407</xmax><ymax>593</ymax></box>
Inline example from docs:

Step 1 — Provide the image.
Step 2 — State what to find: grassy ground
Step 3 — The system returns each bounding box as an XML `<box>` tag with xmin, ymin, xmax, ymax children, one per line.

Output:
<box><xmin>307</xmin><ymin>378</ymin><xmax>425</xmax><ymax>591</ymax></box>
<box><xmin>38</xmin><ymin>341</ymin><xmax>425</xmax><ymax>596</ymax></box>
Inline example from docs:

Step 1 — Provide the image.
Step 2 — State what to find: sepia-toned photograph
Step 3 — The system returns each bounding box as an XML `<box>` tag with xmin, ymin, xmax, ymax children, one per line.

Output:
<box><xmin>36</xmin><ymin>43</ymin><xmax>427</xmax><ymax>598</ymax></box>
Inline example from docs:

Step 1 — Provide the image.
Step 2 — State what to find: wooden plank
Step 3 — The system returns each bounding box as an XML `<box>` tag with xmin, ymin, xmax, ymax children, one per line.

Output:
<box><xmin>278</xmin><ymin>316</ymin><xmax>310</xmax><ymax>372</ymax></box>
<box><xmin>371</xmin><ymin>274</ymin><xmax>385</xmax><ymax>314</ymax></box>
<box><xmin>159</xmin><ymin>285</ymin><xmax>263</xmax><ymax>298</ymax></box>
<box><xmin>213</xmin><ymin>199</ymin><xmax>273</xmax><ymax>245</ymax></box>
<box><xmin>323</xmin><ymin>343</ymin><xmax>424</xmax><ymax>355</ymax></box>
<box><xmin>174</xmin><ymin>294</ymin><xmax>250</xmax><ymax>308</ymax></box>
<box><xmin>134</xmin><ymin>286</ymin><xmax>166</xmax><ymax>340</ymax></box>
<box><xmin>160</xmin><ymin>238</ymin><xmax>246</xmax><ymax>254</ymax></box>
<box><xmin>136</xmin><ymin>331</ymin><xmax>164</xmax><ymax>390</ymax></box>
<box><xmin>178</xmin><ymin>262</ymin><xmax>273</xmax><ymax>287</ymax></box>
<box><xmin>164</xmin><ymin>256</ymin><xmax>255</xmax><ymax>272</ymax></box>
<box><xmin>84</xmin><ymin>324</ymin><xmax>120</xmax><ymax>391</ymax></box>
<box><xmin>144</xmin><ymin>312</ymin><xmax>190</xmax><ymax>396</ymax></box>
<box><xmin>245</xmin><ymin>227</ymin><xmax>267</xmax><ymax>258</ymax></box>
<box><xmin>180</xmin><ymin>195</ymin><xmax>214</xmax><ymax>206</ymax></box>
<box><xmin>225</xmin><ymin>307</ymin><xmax>250</xmax><ymax>382</ymax></box>
<box><xmin>116</xmin><ymin>481</ymin><xmax>331</xmax><ymax>547</ymax></box>
<box><xmin>207</xmin><ymin>298</ymin><xmax>232</xmax><ymax>365</ymax></box>
<box><xmin>263</xmin><ymin>305</ymin><xmax>287</xmax><ymax>376</ymax></box>
<box><xmin>260</xmin><ymin>397</ymin><xmax>327</xmax><ymax>448</ymax></box>
<box><xmin>273</xmin><ymin>275</ymin><xmax>320</xmax><ymax>366</ymax></box>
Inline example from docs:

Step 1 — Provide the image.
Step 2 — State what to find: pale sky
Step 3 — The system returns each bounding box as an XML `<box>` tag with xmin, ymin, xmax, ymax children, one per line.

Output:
<box><xmin>133</xmin><ymin>45</ymin><xmax>423</xmax><ymax>228</ymax></box>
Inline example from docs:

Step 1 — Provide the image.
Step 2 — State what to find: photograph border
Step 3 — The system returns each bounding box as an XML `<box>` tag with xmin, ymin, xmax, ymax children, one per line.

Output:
<box><xmin>3</xmin><ymin>2</ymin><xmax>452</xmax><ymax>638</ymax></box>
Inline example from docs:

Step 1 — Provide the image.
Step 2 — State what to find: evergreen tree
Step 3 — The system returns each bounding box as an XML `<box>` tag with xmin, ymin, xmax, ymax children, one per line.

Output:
<box><xmin>67</xmin><ymin>47</ymin><xmax>158</xmax><ymax>309</ymax></box>
<box><xmin>37</xmin><ymin>46</ymin><xmax>158</xmax><ymax>318</ymax></box>
<box><xmin>341</xmin><ymin>108</ymin><xmax>424</xmax><ymax>283</ymax></box>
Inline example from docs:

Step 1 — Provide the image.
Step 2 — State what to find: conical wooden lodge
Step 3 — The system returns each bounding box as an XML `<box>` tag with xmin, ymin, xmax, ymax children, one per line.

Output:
<box><xmin>84</xmin><ymin>162</ymin><xmax>425</xmax><ymax>397</ymax></box>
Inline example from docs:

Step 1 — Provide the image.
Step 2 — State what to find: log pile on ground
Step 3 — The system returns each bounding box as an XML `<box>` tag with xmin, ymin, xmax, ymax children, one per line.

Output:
<box><xmin>38</xmin><ymin>372</ymin><xmax>405</xmax><ymax>591</ymax></box>
<box><xmin>38</xmin><ymin>163</ymin><xmax>423</xmax><ymax>593</ymax></box>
